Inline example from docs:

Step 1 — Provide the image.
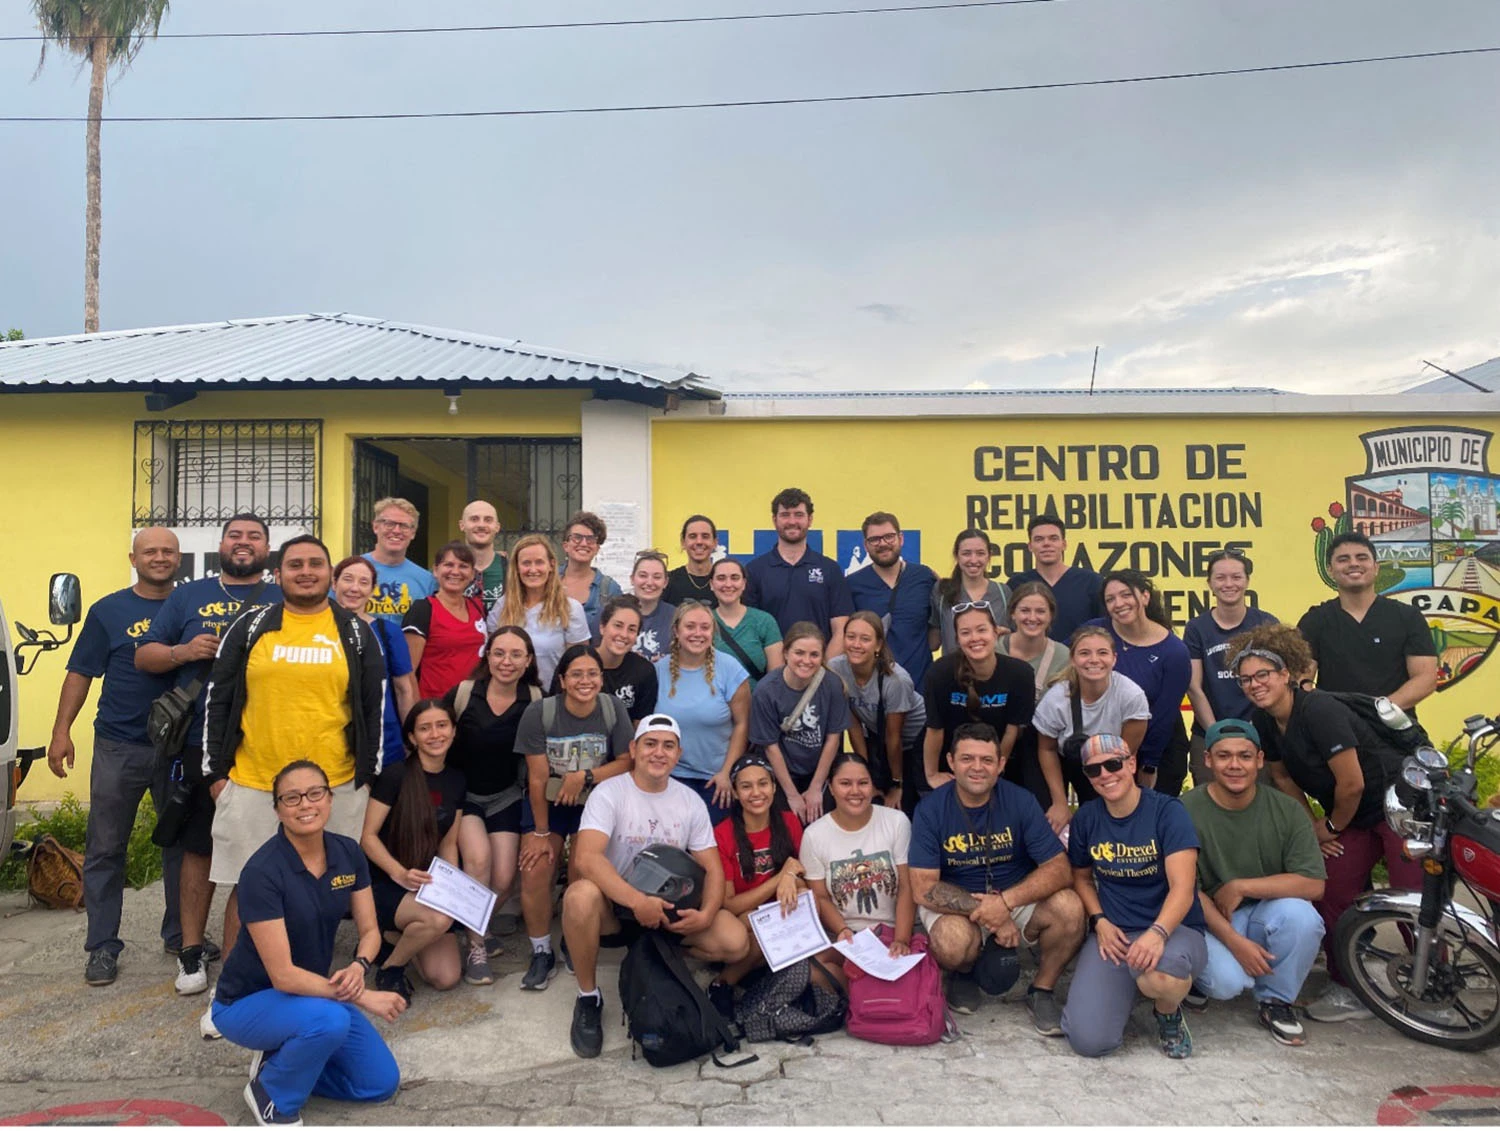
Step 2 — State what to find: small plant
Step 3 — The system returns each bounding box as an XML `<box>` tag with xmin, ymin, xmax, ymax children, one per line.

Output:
<box><xmin>1</xmin><ymin>793</ymin><xmax>163</xmax><ymax>892</ymax></box>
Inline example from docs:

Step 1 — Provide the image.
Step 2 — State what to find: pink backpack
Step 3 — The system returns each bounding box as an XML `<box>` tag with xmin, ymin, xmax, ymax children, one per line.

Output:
<box><xmin>844</xmin><ymin>925</ymin><xmax>955</xmax><ymax>1046</ymax></box>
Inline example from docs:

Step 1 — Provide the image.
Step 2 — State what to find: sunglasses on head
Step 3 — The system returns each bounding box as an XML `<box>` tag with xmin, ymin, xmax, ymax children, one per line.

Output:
<box><xmin>1082</xmin><ymin>757</ymin><xmax>1128</xmax><ymax>779</ymax></box>
<box><xmin>952</xmin><ymin>600</ymin><xmax>993</xmax><ymax>614</ymax></box>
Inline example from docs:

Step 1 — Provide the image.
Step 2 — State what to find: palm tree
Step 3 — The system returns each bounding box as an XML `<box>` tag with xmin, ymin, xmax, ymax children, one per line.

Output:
<box><xmin>30</xmin><ymin>0</ymin><xmax>170</xmax><ymax>333</ymax></box>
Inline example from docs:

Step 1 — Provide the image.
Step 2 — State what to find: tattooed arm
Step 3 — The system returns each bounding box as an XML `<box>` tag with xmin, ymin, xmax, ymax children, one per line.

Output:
<box><xmin>909</xmin><ymin>868</ymin><xmax>979</xmax><ymax>914</ymax></box>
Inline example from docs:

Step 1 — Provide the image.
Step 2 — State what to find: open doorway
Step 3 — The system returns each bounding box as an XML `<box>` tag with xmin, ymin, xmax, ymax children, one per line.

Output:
<box><xmin>352</xmin><ymin>437</ymin><xmax>582</xmax><ymax>557</ymax></box>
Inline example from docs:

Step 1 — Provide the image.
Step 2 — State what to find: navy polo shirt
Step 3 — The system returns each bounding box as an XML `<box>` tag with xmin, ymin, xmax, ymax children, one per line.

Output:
<box><xmin>1006</xmin><ymin>566</ymin><xmax>1104</xmax><ymax>643</ymax></box>
<box><xmin>214</xmin><ymin>828</ymin><xmax>370</xmax><ymax>1007</ymax></box>
<box><xmin>745</xmin><ymin>547</ymin><xmax>855</xmax><ymax>638</ymax></box>
<box><xmin>847</xmin><ymin>561</ymin><xmax>939</xmax><ymax>686</ymax></box>
<box><xmin>66</xmin><ymin>587</ymin><xmax>174</xmax><ymax>744</ymax></box>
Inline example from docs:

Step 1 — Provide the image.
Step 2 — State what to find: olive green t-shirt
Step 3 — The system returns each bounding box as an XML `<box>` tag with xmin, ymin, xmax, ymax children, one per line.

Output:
<box><xmin>1180</xmin><ymin>784</ymin><xmax>1326</xmax><ymax>896</ymax></box>
<box><xmin>467</xmin><ymin>554</ymin><xmax>507</xmax><ymax>613</ymax></box>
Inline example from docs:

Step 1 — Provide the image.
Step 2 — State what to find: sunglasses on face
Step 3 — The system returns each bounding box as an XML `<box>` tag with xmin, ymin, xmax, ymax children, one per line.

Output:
<box><xmin>1082</xmin><ymin>757</ymin><xmax>1128</xmax><ymax>779</ymax></box>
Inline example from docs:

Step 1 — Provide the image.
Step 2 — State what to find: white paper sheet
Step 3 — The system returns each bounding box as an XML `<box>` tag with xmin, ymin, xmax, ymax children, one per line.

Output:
<box><xmin>833</xmin><ymin>928</ymin><xmax>926</xmax><ymax>981</ymax></box>
<box><xmin>413</xmin><ymin>857</ymin><xmax>498</xmax><ymax>938</ymax></box>
<box><xmin>747</xmin><ymin>890</ymin><xmax>832</xmax><ymax>972</ymax></box>
<box><xmin>593</xmin><ymin>501</ymin><xmax>641</xmax><ymax>584</ymax></box>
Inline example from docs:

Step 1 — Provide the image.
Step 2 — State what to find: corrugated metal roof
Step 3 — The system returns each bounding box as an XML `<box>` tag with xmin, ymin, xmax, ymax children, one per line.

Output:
<box><xmin>722</xmin><ymin>385</ymin><xmax>1289</xmax><ymax>399</ymax></box>
<box><xmin>1402</xmin><ymin>356</ymin><xmax>1499</xmax><ymax>395</ymax></box>
<box><xmin>0</xmin><ymin>313</ymin><xmax>718</xmax><ymax>399</ymax></box>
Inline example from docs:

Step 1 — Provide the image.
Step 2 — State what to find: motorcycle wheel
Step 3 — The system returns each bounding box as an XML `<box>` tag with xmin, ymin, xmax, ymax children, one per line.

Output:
<box><xmin>1335</xmin><ymin>906</ymin><xmax>1500</xmax><ymax>1051</ymax></box>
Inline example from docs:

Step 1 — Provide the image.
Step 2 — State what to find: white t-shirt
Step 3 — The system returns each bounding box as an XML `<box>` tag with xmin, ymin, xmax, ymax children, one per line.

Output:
<box><xmin>579</xmin><ymin>773</ymin><xmax>716</xmax><ymax>878</ymax></box>
<box><xmin>799</xmin><ymin>806</ymin><xmax>912</xmax><ymax>934</ymax></box>
<box><xmin>487</xmin><ymin>598</ymin><xmax>591</xmax><ymax>687</ymax></box>
<box><xmin>1032</xmin><ymin>671</ymin><xmax>1151</xmax><ymax>749</ymax></box>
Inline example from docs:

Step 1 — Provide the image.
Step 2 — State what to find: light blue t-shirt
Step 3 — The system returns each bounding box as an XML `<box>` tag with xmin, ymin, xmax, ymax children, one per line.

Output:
<box><xmin>362</xmin><ymin>554</ymin><xmax>436</xmax><ymax>625</ymax></box>
<box><xmin>653</xmin><ymin>653</ymin><xmax>750</xmax><ymax>780</ymax></box>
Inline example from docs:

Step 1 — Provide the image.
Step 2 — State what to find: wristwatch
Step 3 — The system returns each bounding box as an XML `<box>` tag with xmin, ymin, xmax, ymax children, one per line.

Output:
<box><xmin>1088</xmin><ymin>913</ymin><xmax>1104</xmax><ymax>933</ymax></box>
<box><xmin>583</xmin><ymin>768</ymin><xmax>596</xmax><ymax>789</ymax></box>
<box><xmin>1324</xmin><ymin>817</ymin><xmax>1343</xmax><ymax>836</ymax></box>
<box><xmin>354</xmin><ymin>955</ymin><xmax>372</xmax><ymax>974</ymax></box>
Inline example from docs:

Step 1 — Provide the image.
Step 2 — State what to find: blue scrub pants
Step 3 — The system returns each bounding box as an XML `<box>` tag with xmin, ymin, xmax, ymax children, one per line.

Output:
<box><xmin>1195</xmin><ymin>898</ymin><xmax>1324</xmax><ymax>1005</ymax></box>
<box><xmin>213</xmin><ymin>990</ymin><xmax>399</xmax><ymax>1116</ymax></box>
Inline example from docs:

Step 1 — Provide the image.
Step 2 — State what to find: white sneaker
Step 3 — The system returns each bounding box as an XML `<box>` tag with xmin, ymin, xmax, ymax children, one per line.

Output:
<box><xmin>249</xmin><ymin>1049</ymin><xmax>263</xmax><ymax>1080</ymax></box>
<box><xmin>175</xmin><ymin>954</ymin><xmax>209</xmax><ymax>996</ymax></box>
<box><xmin>200</xmin><ymin>997</ymin><xmax>223</xmax><ymax>1041</ymax></box>
<box><xmin>1305</xmin><ymin>984</ymin><xmax>1373</xmax><ymax>1023</ymax></box>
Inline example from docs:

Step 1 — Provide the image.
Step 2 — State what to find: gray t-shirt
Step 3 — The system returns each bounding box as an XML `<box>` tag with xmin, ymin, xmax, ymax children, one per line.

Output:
<box><xmin>579</xmin><ymin>774</ymin><xmax>716</xmax><ymax>878</ymax></box>
<box><xmin>515</xmin><ymin>695</ymin><xmax>635</xmax><ymax>778</ymax></box>
<box><xmin>827</xmin><ymin>656</ymin><xmax>927</xmax><ymax>748</ymax></box>
<box><xmin>929</xmin><ymin>579</ymin><xmax>1013</xmax><ymax>655</ymax></box>
<box><xmin>1032</xmin><ymin>672</ymin><xmax>1151</xmax><ymax>755</ymax></box>
<box><xmin>749</xmin><ymin>668</ymin><xmax>852</xmax><ymax>777</ymax></box>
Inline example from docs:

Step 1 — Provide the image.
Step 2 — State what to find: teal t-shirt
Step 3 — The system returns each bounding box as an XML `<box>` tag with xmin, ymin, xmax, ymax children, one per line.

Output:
<box><xmin>713</xmin><ymin>607</ymin><xmax>782</xmax><ymax>686</ymax></box>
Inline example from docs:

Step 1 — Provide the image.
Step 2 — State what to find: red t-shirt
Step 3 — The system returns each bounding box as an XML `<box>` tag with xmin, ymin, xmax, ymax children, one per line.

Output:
<box><xmin>403</xmin><ymin>595</ymin><xmax>486</xmax><ymax>700</ymax></box>
<box><xmin>714</xmin><ymin>811</ymin><xmax>805</xmax><ymax>894</ymax></box>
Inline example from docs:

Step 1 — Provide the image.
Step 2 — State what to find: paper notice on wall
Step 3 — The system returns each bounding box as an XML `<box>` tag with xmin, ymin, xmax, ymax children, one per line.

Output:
<box><xmin>594</xmin><ymin>502</ymin><xmax>642</xmax><ymax>588</ymax></box>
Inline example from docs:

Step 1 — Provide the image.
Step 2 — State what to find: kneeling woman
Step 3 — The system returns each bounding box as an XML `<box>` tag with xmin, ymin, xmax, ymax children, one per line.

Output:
<box><xmin>211</xmin><ymin>761</ymin><xmax>406</xmax><ymax>1127</ymax></box>
<box><xmin>360</xmin><ymin>700</ymin><xmax>467</xmax><ymax>1000</ymax></box>
<box><xmin>1062</xmin><ymin>735</ymin><xmax>1207</xmax><ymax>1060</ymax></box>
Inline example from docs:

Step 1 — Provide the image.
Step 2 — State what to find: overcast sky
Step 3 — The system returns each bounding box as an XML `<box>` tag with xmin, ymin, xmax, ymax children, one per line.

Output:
<box><xmin>2</xmin><ymin>0</ymin><xmax>1498</xmax><ymax>393</ymax></box>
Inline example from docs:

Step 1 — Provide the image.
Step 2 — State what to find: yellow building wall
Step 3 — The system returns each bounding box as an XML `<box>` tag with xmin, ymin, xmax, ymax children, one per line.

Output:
<box><xmin>2</xmin><ymin>387</ymin><xmax>585</xmax><ymax>802</ymax></box>
<box><xmin>652</xmin><ymin>413</ymin><xmax>1500</xmax><ymax>747</ymax></box>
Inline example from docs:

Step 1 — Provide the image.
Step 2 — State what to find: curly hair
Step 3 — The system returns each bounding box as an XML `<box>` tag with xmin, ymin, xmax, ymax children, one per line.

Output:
<box><xmin>666</xmin><ymin>600</ymin><xmax>716</xmax><ymax>697</ymax></box>
<box><xmin>1224</xmin><ymin>622</ymin><xmax>1314</xmax><ymax>681</ymax></box>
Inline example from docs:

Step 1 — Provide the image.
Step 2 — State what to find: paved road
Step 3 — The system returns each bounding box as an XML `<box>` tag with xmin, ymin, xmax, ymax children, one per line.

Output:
<box><xmin>0</xmin><ymin>883</ymin><xmax>1497</xmax><ymax>1126</ymax></box>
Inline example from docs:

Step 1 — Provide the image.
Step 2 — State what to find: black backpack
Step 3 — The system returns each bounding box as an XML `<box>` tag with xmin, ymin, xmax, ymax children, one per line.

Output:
<box><xmin>1323</xmin><ymin>691</ymin><xmax>1432</xmax><ymax>757</ymax></box>
<box><xmin>618</xmin><ymin>930</ymin><xmax>755</xmax><ymax>1068</ymax></box>
<box><xmin>734</xmin><ymin>957</ymin><xmax>846</xmax><ymax>1044</ymax></box>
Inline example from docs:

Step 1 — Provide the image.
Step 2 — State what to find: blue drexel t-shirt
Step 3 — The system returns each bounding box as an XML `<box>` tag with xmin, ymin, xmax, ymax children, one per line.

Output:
<box><xmin>214</xmin><ymin>828</ymin><xmax>370</xmax><ymax>1007</ymax></box>
<box><xmin>1066</xmin><ymin>788</ymin><xmax>1205</xmax><ymax>933</ymax></box>
<box><xmin>66</xmin><ymin>587</ymin><xmax>175</xmax><ymax>744</ymax></box>
<box><xmin>362</xmin><ymin>554</ymin><xmax>436</xmax><ymax>625</ymax></box>
<box><xmin>910</xmin><ymin>779</ymin><xmax>1062</xmax><ymax>894</ymax></box>
<box><xmin>847</xmin><ymin>561</ymin><xmax>939</xmax><ymax>687</ymax></box>
<box><xmin>139</xmin><ymin>575</ymin><xmax>283</xmax><ymax>748</ymax></box>
<box><xmin>1006</xmin><ymin>566</ymin><xmax>1104</xmax><ymax>643</ymax></box>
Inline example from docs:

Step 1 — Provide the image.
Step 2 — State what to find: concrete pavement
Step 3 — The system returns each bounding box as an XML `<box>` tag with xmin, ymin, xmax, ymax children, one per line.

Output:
<box><xmin>0</xmin><ymin>882</ymin><xmax>1497</xmax><ymax>1125</ymax></box>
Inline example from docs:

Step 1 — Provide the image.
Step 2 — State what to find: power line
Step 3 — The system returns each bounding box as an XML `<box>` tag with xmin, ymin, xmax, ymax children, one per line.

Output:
<box><xmin>0</xmin><ymin>1</ymin><xmax>1067</xmax><ymax>42</ymax></box>
<box><xmin>2</xmin><ymin>46</ymin><xmax>1495</xmax><ymax>124</ymax></box>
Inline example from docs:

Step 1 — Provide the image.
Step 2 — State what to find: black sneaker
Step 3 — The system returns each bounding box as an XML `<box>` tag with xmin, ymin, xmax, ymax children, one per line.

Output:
<box><xmin>1183</xmin><ymin>983</ymin><xmax>1209</xmax><ymax>1011</ymax></box>
<box><xmin>166</xmin><ymin>938</ymin><xmax>221</xmax><ymax>963</ymax></box>
<box><xmin>521</xmin><ymin>949</ymin><xmax>557</xmax><ymax>991</ymax></box>
<box><xmin>84</xmin><ymin>949</ymin><xmax>118</xmax><ymax>987</ymax></box>
<box><xmin>375</xmin><ymin>964</ymin><xmax>413</xmax><ymax>1004</ymax></box>
<box><xmin>1258</xmin><ymin>1000</ymin><xmax>1307</xmax><ymax>1046</ymax></box>
<box><xmin>244</xmin><ymin>1074</ymin><xmax>302</xmax><ymax>1126</ymax></box>
<box><xmin>1027</xmin><ymin>986</ymin><xmax>1064</xmax><ymax>1037</ymax></box>
<box><xmin>570</xmin><ymin>993</ymin><xmax>604</xmax><ymax>1058</ymax></box>
<box><xmin>946</xmin><ymin>970</ymin><xmax>982</xmax><ymax>1015</ymax></box>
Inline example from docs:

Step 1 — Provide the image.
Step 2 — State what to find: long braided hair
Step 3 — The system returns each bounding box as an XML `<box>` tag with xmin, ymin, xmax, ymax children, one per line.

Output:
<box><xmin>666</xmin><ymin>599</ymin><xmax>716</xmax><ymax>697</ymax></box>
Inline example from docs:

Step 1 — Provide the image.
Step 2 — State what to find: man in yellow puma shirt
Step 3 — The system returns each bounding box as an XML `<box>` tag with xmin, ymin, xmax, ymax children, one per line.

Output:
<box><xmin>205</xmin><ymin>535</ymin><xmax>387</xmax><ymax>967</ymax></box>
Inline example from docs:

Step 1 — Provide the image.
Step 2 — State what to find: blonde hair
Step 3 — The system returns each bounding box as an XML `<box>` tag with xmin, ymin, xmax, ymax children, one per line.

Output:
<box><xmin>496</xmin><ymin>534</ymin><xmax>571</xmax><ymax>630</ymax></box>
<box><xmin>372</xmin><ymin>497</ymin><xmax>420</xmax><ymax>525</ymax></box>
<box><xmin>1051</xmin><ymin>624</ymin><xmax>1116</xmax><ymax>701</ymax></box>
<box><xmin>666</xmin><ymin>600</ymin><xmax>717</xmax><ymax>697</ymax></box>
<box><xmin>844</xmin><ymin>610</ymin><xmax>895</xmax><ymax>677</ymax></box>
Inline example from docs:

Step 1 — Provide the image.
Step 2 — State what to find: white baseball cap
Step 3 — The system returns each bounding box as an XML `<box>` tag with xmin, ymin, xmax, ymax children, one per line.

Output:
<box><xmin>634</xmin><ymin>714</ymin><xmax>682</xmax><ymax>740</ymax></box>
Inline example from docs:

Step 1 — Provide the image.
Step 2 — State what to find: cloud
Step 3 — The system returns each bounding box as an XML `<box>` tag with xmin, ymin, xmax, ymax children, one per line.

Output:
<box><xmin>855</xmin><ymin>303</ymin><xmax>914</xmax><ymax>324</ymax></box>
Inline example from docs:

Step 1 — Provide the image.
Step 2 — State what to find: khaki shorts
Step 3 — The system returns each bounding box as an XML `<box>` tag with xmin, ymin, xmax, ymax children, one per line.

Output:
<box><xmin>919</xmin><ymin>898</ymin><xmax>1038</xmax><ymax>942</ymax></box>
<box><xmin>210</xmin><ymin>779</ymin><xmax>369</xmax><ymax>887</ymax></box>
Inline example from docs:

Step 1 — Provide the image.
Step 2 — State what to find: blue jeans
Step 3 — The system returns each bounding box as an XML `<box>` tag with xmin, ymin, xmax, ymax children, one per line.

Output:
<box><xmin>1197</xmin><ymin>898</ymin><xmax>1324</xmax><ymax>1005</ymax></box>
<box><xmin>84</xmin><ymin>737</ymin><xmax>183</xmax><ymax>956</ymax></box>
<box><xmin>212</xmin><ymin>990</ymin><xmax>399</xmax><ymax>1117</ymax></box>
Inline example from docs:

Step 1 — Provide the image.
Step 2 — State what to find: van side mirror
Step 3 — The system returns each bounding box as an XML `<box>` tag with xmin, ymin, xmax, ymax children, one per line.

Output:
<box><xmin>49</xmin><ymin>573</ymin><xmax>81</xmax><ymax>626</ymax></box>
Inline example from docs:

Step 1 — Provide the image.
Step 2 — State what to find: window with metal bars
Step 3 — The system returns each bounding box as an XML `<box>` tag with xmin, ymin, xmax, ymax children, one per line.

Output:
<box><xmin>133</xmin><ymin>419</ymin><xmax>322</xmax><ymax>530</ymax></box>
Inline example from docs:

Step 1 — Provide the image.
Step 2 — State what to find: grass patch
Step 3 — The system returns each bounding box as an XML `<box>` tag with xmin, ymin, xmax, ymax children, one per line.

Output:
<box><xmin>1</xmin><ymin>793</ymin><xmax>163</xmax><ymax>892</ymax></box>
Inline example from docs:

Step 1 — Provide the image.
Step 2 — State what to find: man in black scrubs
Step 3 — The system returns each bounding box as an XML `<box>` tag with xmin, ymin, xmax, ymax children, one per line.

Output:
<box><xmin>1006</xmin><ymin>515</ymin><xmax>1103</xmax><ymax>644</ymax></box>
<box><xmin>1297</xmin><ymin>533</ymin><xmax>1436</xmax><ymax>719</ymax></box>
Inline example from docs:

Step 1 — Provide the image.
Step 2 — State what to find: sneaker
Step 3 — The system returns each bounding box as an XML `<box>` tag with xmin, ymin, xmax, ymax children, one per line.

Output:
<box><xmin>494</xmin><ymin>912</ymin><xmax>521</xmax><ymax>937</ymax></box>
<box><xmin>1305</xmin><ymin>983</ymin><xmax>1372</xmax><ymax>1023</ymax></box>
<box><xmin>946</xmin><ymin>970</ymin><xmax>982</xmax><ymax>1015</ymax></box>
<box><xmin>521</xmin><ymin>949</ymin><xmax>557</xmax><ymax>992</ymax></box>
<box><xmin>1027</xmin><ymin>986</ymin><xmax>1063</xmax><ymax>1037</ymax></box>
<box><xmin>166</xmin><ymin>938</ymin><xmax>221</xmax><ymax>963</ymax></box>
<box><xmin>1258</xmin><ymin>1000</ymin><xmax>1307</xmax><ymax>1046</ymax></box>
<box><xmin>462</xmin><ymin>940</ymin><xmax>494</xmax><ymax>986</ymax></box>
<box><xmin>249</xmin><ymin>1049</ymin><xmax>264</xmax><ymax>1081</ymax></box>
<box><xmin>244</xmin><ymin>1075</ymin><xmax>302</xmax><ymax>1126</ymax></box>
<box><xmin>707</xmin><ymin>980</ymin><xmax>734</xmax><ymax>1019</ymax></box>
<box><xmin>570</xmin><ymin>993</ymin><xmax>604</xmax><ymax>1058</ymax></box>
<box><xmin>1154</xmin><ymin>1007</ymin><xmax>1193</xmax><ymax>1059</ymax></box>
<box><xmin>175</xmin><ymin>946</ymin><xmax>209</xmax><ymax>995</ymax></box>
<box><xmin>375</xmin><ymin>964</ymin><xmax>414</xmax><ymax>1004</ymax></box>
<box><xmin>200</xmin><ymin>1003</ymin><xmax>223</xmax><ymax>1041</ymax></box>
<box><xmin>84</xmin><ymin>949</ymin><xmax>118</xmax><ymax>987</ymax></box>
<box><xmin>483</xmin><ymin>933</ymin><xmax>504</xmax><ymax>958</ymax></box>
<box><xmin>1183</xmin><ymin>984</ymin><xmax>1209</xmax><ymax>1011</ymax></box>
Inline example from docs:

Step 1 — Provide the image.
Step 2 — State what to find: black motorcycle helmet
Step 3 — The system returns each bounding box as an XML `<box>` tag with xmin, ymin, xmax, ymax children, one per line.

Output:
<box><xmin>626</xmin><ymin>844</ymin><xmax>705</xmax><ymax>915</ymax></box>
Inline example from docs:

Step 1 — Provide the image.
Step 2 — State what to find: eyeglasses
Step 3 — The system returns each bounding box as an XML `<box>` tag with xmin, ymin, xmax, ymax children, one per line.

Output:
<box><xmin>952</xmin><ymin>600</ymin><xmax>993</xmax><ymax>614</ymax></box>
<box><xmin>565</xmin><ymin>533</ymin><xmax>599</xmax><ymax>545</ymax></box>
<box><xmin>374</xmin><ymin>519</ymin><xmax>415</xmax><ymax>532</ymax></box>
<box><xmin>276</xmin><ymin>786</ymin><xmax>330</xmax><ymax>807</ymax></box>
<box><xmin>1235</xmin><ymin>669</ymin><xmax>1280</xmax><ymax>688</ymax></box>
<box><xmin>864</xmin><ymin>533</ymin><xmax>900</xmax><ymax>547</ymax></box>
<box><xmin>1081</xmin><ymin>758</ymin><xmax>1127</xmax><ymax>779</ymax></box>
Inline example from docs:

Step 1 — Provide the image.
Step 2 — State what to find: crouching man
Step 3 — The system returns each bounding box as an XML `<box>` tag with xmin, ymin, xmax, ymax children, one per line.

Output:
<box><xmin>1181</xmin><ymin>719</ymin><xmax>1326</xmax><ymax>1046</ymax></box>
<box><xmin>910</xmin><ymin>722</ymin><xmax>1085</xmax><ymax>1035</ymax></box>
<box><xmin>562</xmin><ymin>713</ymin><xmax>750</xmax><ymax>1059</ymax></box>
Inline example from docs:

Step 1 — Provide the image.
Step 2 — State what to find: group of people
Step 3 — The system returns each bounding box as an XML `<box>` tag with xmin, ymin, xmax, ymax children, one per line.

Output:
<box><xmin>44</xmin><ymin>486</ymin><xmax>1439</xmax><ymax>1124</ymax></box>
